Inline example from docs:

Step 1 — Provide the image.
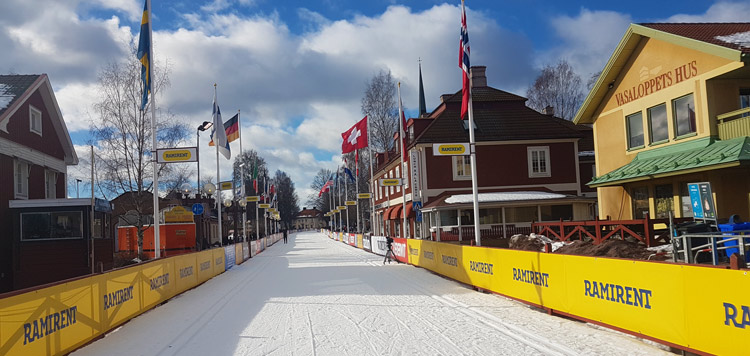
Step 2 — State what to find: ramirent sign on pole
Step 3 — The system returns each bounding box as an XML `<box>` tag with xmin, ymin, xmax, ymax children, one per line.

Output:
<box><xmin>156</xmin><ymin>147</ymin><xmax>198</xmax><ymax>163</ymax></box>
<box><xmin>432</xmin><ymin>143</ymin><xmax>470</xmax><ymax>156</ymax></box>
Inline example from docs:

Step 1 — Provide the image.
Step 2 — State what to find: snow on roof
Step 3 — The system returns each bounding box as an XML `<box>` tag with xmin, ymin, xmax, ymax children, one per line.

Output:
<box><xmin>0</xmin><ymin>83</ymin><xmax>14</xmax><ymax>110</ymax></box>
<box><xmin>715</xmin><ymin>31</ymin><xmax>750</xmax><ymax>48</ymax></box>
<box><xmin>444</xmin><ymin>191</ymin><xmax>567</xmax><ymax>204</ymax></box>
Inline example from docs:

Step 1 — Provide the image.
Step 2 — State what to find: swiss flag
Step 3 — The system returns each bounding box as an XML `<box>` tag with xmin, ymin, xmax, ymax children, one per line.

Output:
<box><xmin>341</xmin><ymin>116</ymin><xmax>369</xmax><ymax>154</ymax></box>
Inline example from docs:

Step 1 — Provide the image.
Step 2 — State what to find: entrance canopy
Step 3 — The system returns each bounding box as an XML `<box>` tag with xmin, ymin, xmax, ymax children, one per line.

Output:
<box><xmin>589</xmin><ymin>136</ymin><xmax>750</xmax><ymax>188</ymax></box>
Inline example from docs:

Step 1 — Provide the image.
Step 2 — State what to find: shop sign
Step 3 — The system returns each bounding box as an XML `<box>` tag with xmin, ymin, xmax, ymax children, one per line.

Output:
<box><xmin>345</xmin><ymin>201</ymin><xmax>356</xmax><ymax>206</ymax></box>
<box><xmin>156</xmin><ymin>147</ymin><xmax>197</xmax><ymax>163</ymax></box>
<box><xmin>433</xmin><ymin>143</ymin><xmax>469</xmax><ymax>156</ymax></box>
<box><xmin>379</xmin><ymin>178</ymin><xmax>402</xmax><ymax>186</ymax></box>
<box><xmin>246</xmin><ymin>196</ymin><xmax>260</xmax><ymax>202</ymax></box>
<box><xmin>357</xmin><ymin>193</ymin><xmax>372</xmax><ymax>199</ymax></box>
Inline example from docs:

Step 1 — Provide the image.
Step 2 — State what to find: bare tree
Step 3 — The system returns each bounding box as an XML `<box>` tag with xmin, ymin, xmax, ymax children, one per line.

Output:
<box><xmin>587</xmin><ymin>70</ymin><xmax>602</xmax><ymax>91</ymax></box>
<box><xmin>361</xmin><ymin>69</ymin><xmax>398</xmax><ymax>152</ymax></box>
<box><xmin>526</xmin><ymin>59</ymin><xmax>584</xmax><ymax>121</ymax></box>
<box><xmin>307</xmin><ymin>168</ymin><xmax>334</xmax><ymax>214</ymax></box>
<box><xmin>91</xmin><ymin>54</ymin><xmax>189</xmax><ymax>259</ymax></box>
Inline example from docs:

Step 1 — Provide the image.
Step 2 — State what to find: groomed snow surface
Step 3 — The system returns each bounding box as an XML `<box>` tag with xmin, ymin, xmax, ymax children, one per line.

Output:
<box><xmin>72</xmin><ymin>232</ymin><xmax>671</xmax><ymax>356</ymax></box>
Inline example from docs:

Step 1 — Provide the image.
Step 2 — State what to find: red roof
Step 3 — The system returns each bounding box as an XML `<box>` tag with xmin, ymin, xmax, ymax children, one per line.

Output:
<box><xmin>641</xmin><ymin>23</ymin><xmax>750</xmax><ymax>54</ymax></box>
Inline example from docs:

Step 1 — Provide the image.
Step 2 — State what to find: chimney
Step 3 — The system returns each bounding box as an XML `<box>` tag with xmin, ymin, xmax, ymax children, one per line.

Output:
<box><xmin>544</xmin><ymin>106</ymin><xmax>554</xmax><ymax>116</ymax></box>
<box><xmin>471</xmin><ymin>66</ymin><xmax>487</xmax><ymax>87</ymax></box>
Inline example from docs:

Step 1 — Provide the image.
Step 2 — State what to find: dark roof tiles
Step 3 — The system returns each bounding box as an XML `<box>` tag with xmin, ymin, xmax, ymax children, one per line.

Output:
<box><xmin>641</xmin><ymin>23</ymin><xmax>750</xmax><ymax>54</ymax></box>
<box><xmin>0</xmin><ymin>74</ymin><xmax>41</xmax><ymax>118</ymax></box>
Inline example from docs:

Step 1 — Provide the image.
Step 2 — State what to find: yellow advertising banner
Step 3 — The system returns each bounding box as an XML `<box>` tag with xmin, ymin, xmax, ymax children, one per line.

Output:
<box><xmin>432</xmin><ymin>143</ymin><xmax>469</xmax><ymax>156</ymax></box>
<box><xmin>345</xmin><ymin>201</ymin><xmax>356</xmax><ymax>206</ymax></box>
<box><xmin>357</xmin><ymin>193</ymin><xmax>372</xmax><ymax>199</ymax></box>
<box><xmin>173</xmin><ymin>254</ymin><xmax>198</xmax><ymax>295</ymax></box>
<box><xmin>164</xmin><ymin>206</ymin><xmax>194</xmax><ymax>223</ymax></box>
<box><xmin>220</xmin><ymin>181</ymin><xmax>233</xmax><ymax>191</ymax></box>
<box><xmin>196</xmin><ymin>250</ymin><xmax>214</xmax><ymax>284</ymax></box>
<box><xmin>405</xmin><ymin>239</ymin><xmax>749</xmax><ymax>356</ymax></box>
<box><xmin>259</xmin><ymin>203</ymin><xmax>271</xmax><ymax>209</ymax></box>
<box><xmin>246</xmin><ymin>196</ymin><xmax>260</xmax><ymax>202</ymax></box>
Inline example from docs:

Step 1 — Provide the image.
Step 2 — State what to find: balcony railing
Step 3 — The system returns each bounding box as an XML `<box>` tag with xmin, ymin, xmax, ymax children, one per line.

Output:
<box><xmin>717</xmin><ymin>107</ymin><xmax>750</xmax><ymax>140</ymax></box>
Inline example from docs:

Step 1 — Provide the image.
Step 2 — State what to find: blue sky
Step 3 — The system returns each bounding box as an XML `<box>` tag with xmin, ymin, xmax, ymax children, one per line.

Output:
<box><xmin>1</xmin><ymin>0</ymin><xmax>748</xmax><ymax>202</ymax></box>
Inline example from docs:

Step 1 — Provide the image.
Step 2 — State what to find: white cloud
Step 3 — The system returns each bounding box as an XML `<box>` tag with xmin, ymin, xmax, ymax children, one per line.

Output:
<box><xmin>662</xmin><ymin>1</ymin><xmax>750</xmax><ymax>22</ymax></box>
<box><xmin>545</xmin><ymin>9</ymin><xmax>633</xmax><ymax>78</ymax></box>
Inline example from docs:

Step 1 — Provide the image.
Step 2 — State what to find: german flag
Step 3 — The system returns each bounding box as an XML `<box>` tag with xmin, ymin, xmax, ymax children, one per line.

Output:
<box><xmin>209</xmin><ymin>113</ymin><xmax>239</xmax><ymax>145</ymax></box>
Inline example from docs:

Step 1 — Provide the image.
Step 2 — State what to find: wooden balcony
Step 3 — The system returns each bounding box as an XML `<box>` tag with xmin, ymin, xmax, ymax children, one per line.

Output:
<box><xmin>717</xmin><ymin>107</ymin><xmax>750</xmax><ymax>140</ymax></box>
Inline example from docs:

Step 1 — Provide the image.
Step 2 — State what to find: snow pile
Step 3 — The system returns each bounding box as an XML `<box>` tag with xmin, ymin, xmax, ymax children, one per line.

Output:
<box><xmin>0</xmin><ymin>84</ymin><xmax>14</xmax><ymax>110</ymax></box>
<box><xmin>445</xmin><ymin>191</ymin><xmax>566</xmax><ymax>204</ymax></box>
<box><xmin>646</xmin><ymin>244</ymin><xmax>673</xmax><ymax>254</ymax></box>
<box><xmin>715</xmin><ymin>31</ymin><xmax>750</xmax><ymax>48</ymax></box>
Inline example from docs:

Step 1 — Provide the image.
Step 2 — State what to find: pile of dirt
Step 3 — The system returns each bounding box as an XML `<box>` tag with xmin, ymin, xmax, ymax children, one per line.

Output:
<box><xmin>553</xmin><ymin>239</ymin><xmax>665</xmax><ymax>260</ymax></box>
<box><xmin>509</xmin><ymin>234</ymin><xmax>547</xmax><ymax>252</ymax></box>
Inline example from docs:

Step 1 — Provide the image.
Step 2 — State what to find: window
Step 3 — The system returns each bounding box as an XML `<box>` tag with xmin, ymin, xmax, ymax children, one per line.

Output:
<box><xmin>626</xmin><ymin>112</ymin><xmax>644</xmax><ymax>149</ymax></box>
<box><xmin>21</xmin><ymin>211</ymin><xmax>83</xmax><ymax>240</ymax></box>
<box><xmin>740</xmin><ymin>89</ymin><xmax>750</xmax><ymax>117</ymax></box>
<box><xmin>14</xmin><ymin>160</ymin><xmax>29</xmax><ymax>199</ymax></box>
<box><xmin>505</xmin><ymin>206</ymin><xmax>538</xmax><ymax>223</ymax></box>
<box><xmin>45</xmin><ymin>170</ymin><xmax>57</xmax><ymax>199</ymax></box>
<box><xmin>527</xmin><ymin>146</ymin><xmax>550</xmax><ymax>178</ymax></box>
<box><xmin>647</xmin><ymin>103</ymin><xmax>668</xmax><ymax>144</ymax></box>
<box><xmin>673</xmin><ymin>94</ymin><xmax>696</xmax><ymax>137</ymax></box>
<box><xmin>540</xmin><ymin>205</ymin><xmax>574</xmax><ymax>221</ymax></box>
<box><xmin>631</xmin><ymin>187</ymin><xmax>649</xmax><ymax>219</ymax></box>
<box><xmin>452</xmin><ymin>156</ymin><xmax>471</xmax><ymax>180</ymax></box>
<box><xmin>439</xmin><ymin>210</ymin><xmax>458</xmax><ymax>226</ymax></box>
<box><xmin>654</xmin><ymin>184</ymin><xmax>674</xmax><ymax>218</ymax></box>
<box><xmin>29</xmin><ymin>105</ymin><xmax>42</xmax><ymax>135</ymax></box>
<box><xmin>478</xmin><ymin>208</ymin><xmax>502</xmax><ymax>224</ymax></box>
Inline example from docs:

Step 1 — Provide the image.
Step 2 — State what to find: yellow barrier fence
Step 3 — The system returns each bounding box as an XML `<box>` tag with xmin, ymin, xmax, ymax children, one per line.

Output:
<box><xmin>406</xmin><ymin>239</ymin><xmax>750</xmax><ymax>356</ymax></box>
<box><xmin>0</xmin><ymin>246</ymin><xmax>232</xmax><ymax>356</ymax></box>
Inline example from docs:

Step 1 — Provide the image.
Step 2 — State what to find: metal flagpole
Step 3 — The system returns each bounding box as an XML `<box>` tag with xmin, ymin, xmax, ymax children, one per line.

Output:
<box><xmin>345</xmin><ymin>162</ymin><xmax>350</xmax><ymax>233</ymax></box>
<box><xmin>355</xmin><ymin>150</ymin><xmax>360</xmax><ymax>234</ymax></box>
<box><xmin>147</xmin><ymin>0</ymin><xmax>161</xmax><ymax>258</ymax></box>
<box><xmin>397</xmin><ymin>83</ymin><xmax>407</xmax><ymax>239</ymax></box>
<box><xmin>367</xmin><ymin>115</ymin><xmax>375</xmax><ymax>235</ymax></box>
<box><xmin>90</xmin><ymin>145</ymin><xmax>95</xmax><ymax>273</ymax></box>
<box><xmin>467</xmin><ymin>71</ymin><xmax>481</xmax><ymax>246</ymax></box>
<box><xmin>214</xmin><ymin>84</ymin><xmax>222</xmax><ymax>247</ymax></box>
<box><xmin>238</xmin><ymin>110</ymin><xmax>246</xmax><ymax>240</ymax></box>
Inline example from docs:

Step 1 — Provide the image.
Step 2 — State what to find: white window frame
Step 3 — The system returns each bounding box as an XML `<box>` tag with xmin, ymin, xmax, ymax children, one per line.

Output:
<box><xmin>452</xmin><ymin>156</ymin><xmax>471</xmax><ymax>181</ymax></box>
<box><xmin>14</xmin><ymin>159</ymin><xmax>30</xmax><ymax>199</ymax></box>
<box><xmin>29</xmin><ymin>105</ymin><xmax>42</xmax><ymax>136</ymax></box>
<box><xmin>45</xmin><ymin>169</ymin><xmax>58</xmax><ymax>199</ymax></box>
<box><xmin>527</xmin><ymin>146</ymin><xmax>551</xmax><ymax>178</ymax></box>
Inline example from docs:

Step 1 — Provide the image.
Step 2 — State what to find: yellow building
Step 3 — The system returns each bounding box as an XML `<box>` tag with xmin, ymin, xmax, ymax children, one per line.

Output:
<box><xmin>575</xmin><ymin>23</ymin><xmax>750</xmax><ymax>221</ymax></box>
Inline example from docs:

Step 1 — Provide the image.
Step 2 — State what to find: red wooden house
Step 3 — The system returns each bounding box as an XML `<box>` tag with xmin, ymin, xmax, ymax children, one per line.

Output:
<box><xmin>372</xmin><ymin>66</ymin><xmax>596</xmax><ymax>242</ymax></box>
<box><xmin>0</xmin><ymin>74</ymin><xmax>101</xmax><ymax>292</ymax></box>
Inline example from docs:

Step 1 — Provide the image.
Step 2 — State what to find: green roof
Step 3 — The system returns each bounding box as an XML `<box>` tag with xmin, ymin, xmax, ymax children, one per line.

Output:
<box><xmin>589</xmin><ymin>136</ymin><xmax>750</xmax><ymax>187</ymax></box>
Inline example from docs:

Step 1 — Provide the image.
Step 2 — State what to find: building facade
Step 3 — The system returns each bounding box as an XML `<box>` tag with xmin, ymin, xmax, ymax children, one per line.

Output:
<box><xmin>575</xmin><ymin>23</ymin><xmax>750</xmax><ymax>221</ymax></box>
<box><xmin>293</xmin><ymin>208</ymin><xmax>325</xmax><ymax>230</ymax></box>
<box><xmin>0</xmin><ymin>74</ymin><xmax>80</xmax><ymax>292</ymax></box>
<box><xmin>372</xmin><ymin>66</ymin><xmax>596</xmax><ymax>241</ymax></box>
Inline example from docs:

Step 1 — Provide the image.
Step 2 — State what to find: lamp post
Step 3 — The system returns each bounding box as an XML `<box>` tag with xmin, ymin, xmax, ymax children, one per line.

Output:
<box><xmin>223</xmin><ymin>198</ymin><xmax>232</xmax><ymax>245</ymax></box>
<box><xmin>203</xmin><ymin>182</ymin><xmax>216</xmax><ymax>245</ymax></box>
<box><xmin>239</xmin><ymin>163</ymin><xmax>247</xmax><ymax>240</ymax></box>
<box><xmin>196</xmin><ymin>121</ymin><xmax>213</xmax><ymax>197</ymax></box>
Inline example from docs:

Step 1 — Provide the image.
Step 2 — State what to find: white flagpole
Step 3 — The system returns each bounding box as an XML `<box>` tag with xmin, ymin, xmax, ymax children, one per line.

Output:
<box><xmin>467</xmin><ymin>71</ymin><xmax>481</xmax><ymax>246</ymax></box>
<box><xmin>367</xmin><ymin>115</ymin><xmax>375</xmax><ymax>235</ymax></box>
<box><xmin>147</xmin><ymin>0</ymin><xmax>161</xmax><ymax>258</ymax></box>
<box><xmin>238</xmin><ymin>110</ymin><xmax>246</xmax><ymax>241</ymax></box>
<box><xmin>214</xmin><ymin>84</ymin><xmax>222</xmax><ymax>247</ymax></box>
<box><xmin>345</xmin><ymin>162</ymin><xmax>349</xmax><ymax>233</ymax></box>
<box><xmin>355</xmin><ymin>150</ymin><xmax>360</xmax><ymax>234</ymax></box>
<box><xmin>397</xmin><ymin>83</ymin><xmax>407</xmax><ymax>239</ymax></box>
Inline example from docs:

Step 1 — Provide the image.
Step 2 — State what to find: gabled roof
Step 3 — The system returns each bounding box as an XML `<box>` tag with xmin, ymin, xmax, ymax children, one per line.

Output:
<box><xmin>574</xmin><ymin>23</ymin><xmax>750</xmax><ymax>125</ymax></box>
<box><xmin>588</xmin><ymin>136</ymin><xmax>750</xmax><ymax>187</ymax></box>
<box><xmin>296</xmin><ymin>208</ymin><xmax>321</xmax><ymax>218</ymax></box>
<box><xmin>416</xmin><ymin>93</ymin><xmax>584</xmax><ymax>144</ymax></box>
<box><xmin>0</xmin><ymin>74</ymin><xmax>78</xmax><ymax>165</ymax></box>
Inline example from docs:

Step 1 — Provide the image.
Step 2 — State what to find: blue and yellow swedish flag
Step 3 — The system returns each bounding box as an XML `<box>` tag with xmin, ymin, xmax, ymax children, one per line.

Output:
<box><xmin>136</xmin><ymin>0</ymin><xmax>151</xmax><ymax>110</ymax></box>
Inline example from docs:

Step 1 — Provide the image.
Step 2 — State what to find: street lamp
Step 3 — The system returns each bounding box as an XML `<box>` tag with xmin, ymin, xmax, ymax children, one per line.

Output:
<box><xmin>196</xmin><ymin>121</ymin><xmax>213</xmax><ymax>197</ymax></box>
<box><xmin>180</xmin><ymin>183</ymin><xmax>192</xmax><ymax>198</ymax></box>
<box><xmin>203</xmin><ymin>182</ymin><xmax>216</xmax><ymax>196</ymax></box>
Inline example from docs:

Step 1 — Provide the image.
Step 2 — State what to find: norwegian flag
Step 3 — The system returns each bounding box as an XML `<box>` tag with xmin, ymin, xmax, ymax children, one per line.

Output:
<box><xmin>318</xmin><ymin>175</ymin><xmax>334</xmax><ymax>197</ymax></box>
<box><xmin>458</xmin><ymin>0</ymin><xmax>470</xmax><ymax>119</ymax></box>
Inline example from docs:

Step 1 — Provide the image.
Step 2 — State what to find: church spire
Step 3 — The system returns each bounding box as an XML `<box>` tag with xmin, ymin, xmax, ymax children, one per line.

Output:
<box><xmin>418</xmin><ymin>58</ymin><xmax>427</xmax><ymax>117</ymax></box>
